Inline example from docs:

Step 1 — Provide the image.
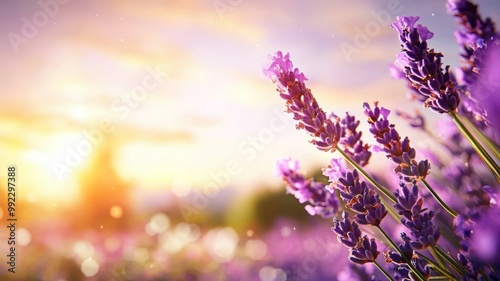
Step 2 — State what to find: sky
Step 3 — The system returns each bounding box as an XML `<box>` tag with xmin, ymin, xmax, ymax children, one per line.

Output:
<box><xmin>0</xmin><ymin>0</ymin><xmax>499</xmax><ymax>205</ymax></box>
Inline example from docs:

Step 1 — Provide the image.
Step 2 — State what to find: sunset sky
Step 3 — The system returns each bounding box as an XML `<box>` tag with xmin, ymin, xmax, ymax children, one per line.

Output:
<box><xmin>0</xmin><ymin>0</ymin><xmax>499</xmax><ymax>204</ymax></box>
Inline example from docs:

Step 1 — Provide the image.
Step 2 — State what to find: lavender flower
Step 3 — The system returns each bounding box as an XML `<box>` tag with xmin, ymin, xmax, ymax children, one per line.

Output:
<box><xmin>337</xmin><ymin>112</ymin><xmax>372</xmax><ymax>166</ymax></box>
<box><xmin>323</xmin><ymin>158</ymin><xmax>387</xmax><ymax>226</ymax></box>
<box><xmin>447</xmin><ymin>0</ymin><xmax>497</xmax><ymax>129</ymax></box>
<box><xmin>395</xmin><ymin>110</ymin><xmax>425</xmax><ymax>130</ymax></box>
<box><xmin>446</xmin><ymin>0</ymin><xmax>496</xmax><ymax>43</ymax></box>
<box><xmin>364</xmin><ymin>102</ymin><xmax>430</xmax><ymax>182</ymax></box>
<box><xmin>393</xmin><ymin>182</ymin><xmax>420</xmax><ymax>220</ymax></box>
<box><xmin>264</xmin><ymin>51</ymin><xmax>342</xmax><ymax>152</ymax></box>
<box><xmin>453</xmin><ymin>207</ymin><xmax>500</xmax><ymax>279</ymax></box>
<box><xmin>385</xmin><ymin>233</ymin><xmax>414</xmax><ymax>266</ymax></box>
<box><xmin>276</xmin><ymin>158</ymin><xmax>340</xmax><ymax>218</ymax></box>
<box><xmin>391</xmin><ymin>16</ymin><xmax>461</xmax><ymax>113</ymax></box>
<box><xmin>332</xmin><ymin>211</ymin><xmax>380</xmax><ymax>265</ymax></box>
<box><xmin>405</xmin><ymin>209</ymin><xmax>441</xmax><ymax>250</ymax></box>
<box><xmin>394</xmin><ymin>182</ymin><xmax>441</xmax><ymax>250</ymax></box>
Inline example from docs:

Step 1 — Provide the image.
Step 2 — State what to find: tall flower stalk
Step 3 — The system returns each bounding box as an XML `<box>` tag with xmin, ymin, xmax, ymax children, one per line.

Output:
<box><xmin>390</xmin><ymin>15</ymin><xmax>500</xmax><ymax>181</ymax></box>
<box><xmin>363</xmin><ymin>101</ymin><xmax>458</xmax><ymax>218</ymax></box>
<box><xmin>264</xmin><ymin>51</ymin><xmax>396</xmax><ymax>204</ymax></box>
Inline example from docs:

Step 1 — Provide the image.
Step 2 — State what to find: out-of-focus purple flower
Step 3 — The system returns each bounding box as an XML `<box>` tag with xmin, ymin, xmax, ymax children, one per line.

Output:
<box><xmin>470</xmin><ymin>205</ymin><xmax>500</xmax><ymax>267</ymax></box>
<box><xmin>447</xmin><ymin>0</ymin><xmax>497</xmax><ymax>129</ymax></box>
<box><xmin>446</xmin><ymin>0</ymin><xmax>496</xmax><ymax>48</ymax></box>
<box><xmin>264</xmin><ymin>51</ymin><xmax>342</xmax><ymax>152</ymax></box>
<box><xmin>332</xmin><ymin>211</ymin><xmax>380</xmax><ymax>265</ymax></box>
<box><xmin>322</xmin><ymin>157</ymin><xmax>347</xmax><ymax>188</ymax></box>
<box><xmin>276</xmin><ymin>158</ymin><xmax>340</xmax><ymax>218</ymax></box>
<box><xmin>446</xmin><ymin>0</ymin><xmax>466</xmax><ymax>14</ymax></box>
<box><xmin>395</xmin><ymin>110</ymin><xmax>425</xmax><ymax>130</ymax></box>
<box><xmin>364</xmin><ymin>102</ymin><xmax>431</xmax><ymax>182</ymax></box>
<box><xmin>391</xmin><ymin>16</ymin><xmax>461</xmax><ymax>114</ymax></box>
<box><xmin>454</xmin><ymin>214</ymin><xmax>474</xmax><ymax>241</ymax></box>
<box><xmin>389</xmin><ymin>64</ymin><xmax>406</xmax><ymax>80</ymax></box>
<box><xmin>483</xmin><ymin>186</ymin><xmax>499</xmax><ymax>205</ymax></box>
<box><xmin>477</xmin><ymin>41</ymin><xmax>500</xmax><ymax>141</ymax></box>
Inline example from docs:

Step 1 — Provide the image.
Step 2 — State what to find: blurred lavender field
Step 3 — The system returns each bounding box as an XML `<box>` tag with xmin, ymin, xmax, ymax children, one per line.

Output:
<box><xmin>0</xmin><ymin>0</ymin><xmax>499</xmax><ymax>280</ymax></box>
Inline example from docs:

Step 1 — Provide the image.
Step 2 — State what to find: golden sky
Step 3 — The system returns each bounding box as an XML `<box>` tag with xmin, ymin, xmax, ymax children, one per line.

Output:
<box><xmin>0</xmin><ymin>0</ymin><xmax>498</xmax><ymax>204</ymax></box>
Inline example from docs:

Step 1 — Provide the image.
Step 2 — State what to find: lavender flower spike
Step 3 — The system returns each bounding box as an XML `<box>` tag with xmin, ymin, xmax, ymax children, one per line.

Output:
<box><xmin>447</xmin><ymin>0</ymin><xmax>497</xmax><ymax>129</ymax></box>
<box><xmin>392</xmin><ymin>16</ymin><xmax>461</xmax><ymax>113</ymax></box>
<box><xmin>324</xmin><ymin>158</ymin><xmax>387</xmax><ymax>226</ymax></box>
<box><xmin>264</xmin><ymin>51</ymin><xmax>342</xmax><ymax>152</ymax></box>
<box><xmin>364</xmin><ymin>102</ymin><xmax>430</xmax><ymax>182</ymax></box>
<box><xmin>276</xmin><ymin>158</ymin><xmax>340</xmax><ymax>218</ymax></box>
<box><xmin>336</xmin><ymin>112</ymin><xmax>372</xmax><ymax>166</ymax></box>
<box><xmin>332</xmin><ymin>211</ymin><xmax>380</xmax><ymax>265</ymax></box>
<box><xmin>394</xmin><ymin>182</ymin><xmax>441</xmax><ymax>250</ymax></box>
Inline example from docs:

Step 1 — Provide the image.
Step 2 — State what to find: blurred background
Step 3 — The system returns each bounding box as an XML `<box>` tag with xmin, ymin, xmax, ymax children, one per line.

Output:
<box><xmin>0</xmin><ymin>0</ymin><xmax>498</xmax><ymax>280</ymax></box>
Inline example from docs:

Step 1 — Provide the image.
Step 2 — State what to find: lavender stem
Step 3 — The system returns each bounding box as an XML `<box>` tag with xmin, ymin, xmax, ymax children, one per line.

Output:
<box><xmin>461</xmin><ymin>115</ymin><xmax>500</xmax><ymax>160</ymax></box>
<box><xmin>374</xmin><ymin>261</ymin><xmax>395</xmax><ymax>281</ymax></box>
<box><xmin>421</xmin><ymin>179</ymin><xmax>458</xmax><ymax>218</ymax></box>
<box><xmin>449</xmin><ymin>111</ymin><xmax>500</xmax><ymax>181</ymax></box>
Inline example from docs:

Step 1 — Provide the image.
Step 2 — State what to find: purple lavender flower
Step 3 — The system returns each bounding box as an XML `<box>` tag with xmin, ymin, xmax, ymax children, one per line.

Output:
<box><xmin>364</xmin><ymin>102</ymin><xmax>430</xmax><ymax>182</ymax></box>
<box><xmin>393</xmin><ymin>182</ymin><xmax>421</xmax><ymax>220</ymax></box>
<box><xmin>394</xmin><ymin>182</ymin><xmax>441</xmax><ymax>250</ymax></box>
<box><xmin>476</xmin><ymin>41</ymin><xmax>500</xmax><ymax>141</ymax></box>
<box><xmin>401</xmin><ymin>192</ymin><xmax>441</xmax><ymax>250</ymax></box>
<box><xmin>384</xmin><ymin>233</ymin><xmax>414</xmax><ymax>266</ymax></box>
<box><xmin>447</xmin><ymin>0</ymin><xmax>497</xmax><ymax>129</ymax></box>
<box><xmin>454</xmin><ymin>211</ymin><xmax>500</xmax><ymax>279</ymax></box>
<box><xmin>332</xmin><ymin>211</ymin><xmax>380</xmax><ymax>265</ymax></box>
<box><xmin>395</xmin><ymin>110</ymin><xmax>425</xmax><ymax>130</ymax></box>
<box><xmin>264</xmin><ymin>51</ymin><xmax>342</xmax><ymax>152</ymax></box>
<box><xmin>391</xmin><ymin>16</ymin><xmax>461</xmax><ymax>113</ymax></box>
<box><xmin>323</xmin><ymin>158</ymin><xmax>387</xmax><ymax>226</ymax></box>
<box><xmin>337</xmin><ymin>112</ymin><xmax>372</xmax><ymax>166</ymax></box>
<box><xmin>446</xmin><ymin>0</ymin><xmax>496</xmax><ymax>54</ymax></box>
<box><xmin>405</xmin><ymin>210</ymin><xmax>441</xmax><ymax>250</ymax></box>
<box><xmin>385</xmin><ymin>233</ymin><xmax>432</xmax><ymax>281</ymax></box>
<box><xmin>276</xmin><ymin>158</ymin><xmax>340</xmax><ymax>218</ymax></box>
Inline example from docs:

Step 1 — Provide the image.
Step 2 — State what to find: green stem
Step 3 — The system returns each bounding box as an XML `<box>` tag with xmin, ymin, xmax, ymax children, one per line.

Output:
<box><xmin>421</xmin><ymin>179</ymin><xmax>458</xmax><ymax>218</ymax></box>
<box><xmin>337</xmin><ymin>149</ymin><xmax>397</xmax><ymax>203</ymax></box>
<box><xmin>374</xmin><ymin>261</ymin><xmax>395</xmax><ymax>281</ymax></box>
<box><xmin>418</xmin><ymin>252</ymin><xmax>456</xmax><ymax>280</ymax></box>
<box><xmin>481</xmin><ymin>268</ymin><xmax>491</xmax><ymax>281</ymax></box>
<box><xmin>377</xmin><ymin>226</ymin><xmax>427</xmax><ymax>281</ymax></box>
<box><xmin>429</xmin><ymin>247</ymin><xmax>453</xmax><ymax>280</ymax></box>
<box><xmin>382</xmin><ymin>197</ymin><xmax>401</xmax><ymax>223</ymax></box>
<box><xmin>449</xmin><ymin>111</ymin><xmax>500</xmax><ymax>181</ymax></box>
<box><xmin>434</xmin><ymin>246</ymin><xmax>469</xmax><ymax>277</ymax></box>
<box><xmin>461</xmin><ymin>115</ymin><xmax>500</xmax><ymax>160</ymax></box>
